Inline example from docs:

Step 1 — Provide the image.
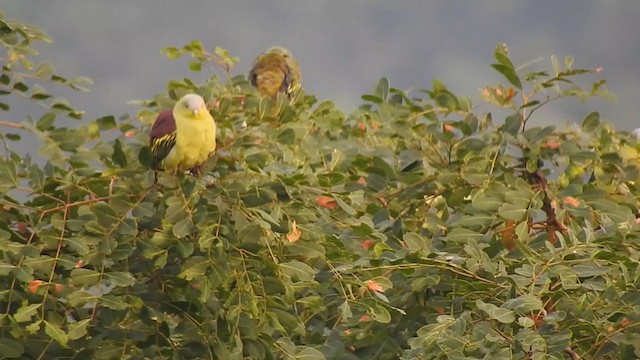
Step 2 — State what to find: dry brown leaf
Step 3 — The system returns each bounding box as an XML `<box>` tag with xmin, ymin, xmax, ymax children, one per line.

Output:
<box><xmin>286</xmin><ymin>220</ymin><xmax>302</xmax><ymax>242</ymax></box>
<box><xmin>316</xmin><ymin>196</ymin><xmax>338</xmax><ymax>210</ymax></box>
<box><xmin>28</xmin><ymin>280</ymin><xmax>45</xmax><ymax>294</ymax></box>
<box><xmin>562</xmin><ymin>196</ymin><xmax>580</xmax><ymax>207</ymax></box>
<box><xmin>361</xmin><ymin>239</ymin><xmax>375</xmax><ymax>250</ymax></box>
<box><xmin>366</xmin><ymin>279</ymin><xmax>384</xmax><ymax>293</ymax></box>
<box><xmin>443</xmin><ymin>124</ymin><xmax>456</xmax><ymax>132</ymax></box>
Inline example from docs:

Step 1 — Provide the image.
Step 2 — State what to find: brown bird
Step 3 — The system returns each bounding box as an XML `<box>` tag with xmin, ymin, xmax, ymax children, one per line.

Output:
<box><xmin>249</xmin><ymin>46</ymin><xmax>301</xmax><ymax>99</ymax></box>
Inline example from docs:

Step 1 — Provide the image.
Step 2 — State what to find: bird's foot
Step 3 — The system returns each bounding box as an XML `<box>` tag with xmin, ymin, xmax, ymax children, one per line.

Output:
<box><xmin>189</xmin><ymin>164</ymin><xmax>203</xmax><ymax>177</ymax></box>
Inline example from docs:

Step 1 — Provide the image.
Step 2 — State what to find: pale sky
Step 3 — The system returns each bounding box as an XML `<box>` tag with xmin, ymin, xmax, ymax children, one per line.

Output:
<box><xmin>3</xmin><ymin>1</ymin><xmax>639</xmax><ymax>142</ymax></box>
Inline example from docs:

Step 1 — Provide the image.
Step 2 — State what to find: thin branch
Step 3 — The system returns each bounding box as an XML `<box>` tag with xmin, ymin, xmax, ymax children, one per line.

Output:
<box><xmin>406</xmin><ymin>107</ymin><xmax>470</xmax><ymax>123</ymax></box>
<box><xmin>41</xmin><ymin>194</ymin><xmax>143</xmax><ymax>215</ymax></box>
<box><xmin>0</xmin><ymin>120</ymin><xmax>25</xmax><ymax>129</ymax></box>
<box><xmin>522</xmin><ymin>95</ymin><xmax>562</xmax><ymax>125</ymax></box>
<box><xmin>584</xmin><ymin>321</ymin><xmax>640</xmax><ymax>357</ymax></box>
<box><xmin>564</xmin><ymin>347</ymin><xmax>580</xmax><ymax>360</ymax></box>
<box><xmin>359</xmin><ymin>262</ymin><xmax>509</xmax><ymax>289</ymax></box>
<box><xmin>521</xmin><ymin>168</ymin><xmax>567</xmax><ymax>244</ymax></box>
<box><xmin>40</xmin><ymin>190</ymin><xmax>70</xmax><ymax>318</ymax></box>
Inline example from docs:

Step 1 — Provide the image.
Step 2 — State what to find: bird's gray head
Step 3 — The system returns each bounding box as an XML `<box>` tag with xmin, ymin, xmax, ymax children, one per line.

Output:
<box><xmin>265</xmin><ymin>46</ymin><xmax>293</xmax><ymax>58</ymax></box>
<box><xmin>180</xmin><ymin>93</ymin><xmax>206</xmax><ymax>115</ymax></box>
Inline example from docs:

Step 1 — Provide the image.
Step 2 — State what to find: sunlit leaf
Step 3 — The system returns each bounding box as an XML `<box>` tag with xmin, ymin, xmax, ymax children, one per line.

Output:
<box><xmin>44</xmin><ymin>321</ymin><xmax>68</xmax><ymax>346</ymax></box>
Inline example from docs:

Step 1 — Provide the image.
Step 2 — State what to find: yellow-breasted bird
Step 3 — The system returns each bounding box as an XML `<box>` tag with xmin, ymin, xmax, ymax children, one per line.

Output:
<box><xmin>249</xmin><ymin>46</ymin><xmax>301</xmax><ymax>99</ymax></box>
<box><xmin>149</xmin><ymin>93</ymin><xmax>216</xmax><ymax>176</ymax></box>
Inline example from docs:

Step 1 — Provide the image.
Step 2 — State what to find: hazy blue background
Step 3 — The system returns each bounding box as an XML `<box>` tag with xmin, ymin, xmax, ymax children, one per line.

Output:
<box><xmin>3</xmin><ymin>1</ymin><xmax>639</xmax><ymax>134</ymax></box>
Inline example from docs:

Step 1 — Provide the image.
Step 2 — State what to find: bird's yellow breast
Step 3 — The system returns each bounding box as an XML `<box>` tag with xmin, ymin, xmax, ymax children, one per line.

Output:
<box><xmin>163</xmin><ymin>113</ymin><xmax>216</xmax><ymax>172</ymax></box>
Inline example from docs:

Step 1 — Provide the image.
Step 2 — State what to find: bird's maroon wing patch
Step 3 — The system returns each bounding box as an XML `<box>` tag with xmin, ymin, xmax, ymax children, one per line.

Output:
<box><xmin>150</xmin><ymin>109</ymin><xmax>176</xmax><ymax>143</ymax></box>
<box><xmin>149</xmin><ymin>109</ymin><xmax>177</xmax><ymax>169</ymax></box>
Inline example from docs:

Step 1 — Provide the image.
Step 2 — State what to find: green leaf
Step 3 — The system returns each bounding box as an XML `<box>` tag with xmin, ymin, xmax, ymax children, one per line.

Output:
<box><xmin>338</xmin><ymin>301</ymin><xmax>352</xmax><ymax>320</ymax></box>
<box><xmin>96</xmin><ymin>115</ymin><xmax>116</xmax><ymax>130</ymax></box>
<box><xmin>515</xmin><ymin>221</ymin><xmax>530</xmax><ymax>242</ymax></box>
<box><xmin>14</xmin><ymin>303</ymin><xmax>41</xmax><ymax>323</ymax></box>
<box><xmin>361</xmin><ymin>94</ymin><xmax>382</xmax><ymax>104</ymax></box>
<box><xmin>286</xmin><ymin>242</ymin><xmax>326</xmax><ymax>258</ymax></box>
<box><xmin>105</xmin><ymin>272</ymin><xmax>135</xmax><ymax>287</ymax></box>
<box><xmin>525</xmin><ymin>125</ymin><xmax>555</xmax><ymax>143</ymax></box>
<box><xmin>296</xmin><ymin>347</ymin><xmax>326</xmax><ymax>360</ymax></box>
<box><xmin>476</xmin><ymin>300</ymin><xmax>515</xmax><ymax>324</ymax></box>
<box><xmin>0</xmin><ymin>157</ymin><xmax>18</xmax><ymax>186</ymax></box>
<box><xmin>564</xmin><ymin>56</ymin><xmax>574</xmax><ymax>69</ymax></box>
<box><xmin>550</xmin><ymin>55</ymin><xmax>560</xmax><ymax>75</ymax></box>
<box><xmin>70</xmin><ymin>268</ymin><xmax>101</xmax><ymax>286</ymax></box>
<box><xmin>334</xmin><ymin>197</ymin><xmax>357</xmax><ymax>215</ymax></box>
<box><xmin>502</xmin><ymin>295</ymin><xmax>543</xmax><ymax>312</ymax></box>
<box><xmin>498</xmin><ymin>203</ymin><xmax>528</xmax><ymax>221</ymax></box>
<box><xmin>237</xmin><ymin>222</ymin><xmax>262</xmax><ymax>244</ymax></box>
<box><xmin>454</xmin><ymin>214</ymin><xmax>494</xmax><ymax>228</ymax></box>
<box><xmin>581</xmin><ymin>111</ymin><xmax>600</xmax><ymax>132</ymax></box>
<box><xmin>434</xmin><ymin>90</ymin><xmax>459</xmax><ymax>110</ymax></box>
<box><xmin>0</xmin><ymin>338</ymin><xmax>24</xmax><ymax>358</ymax></box>
<box><xmin>197</xmin><ymin>230</ymin><xmax>217</xmax><ymax>250</ymax></box>
<box><xmin>4</xmin><ymin>133</ymin><xmax>19</xmax><ymax>141</ymax></box>
<box><xmin>491</xmin><ymin>64</ymin><xmax>522</xmax><ymax>89</ymax></box>
<box><xmin>572</xmin><ymin>263</ymin><xmax>609</xmax><ymax>277</ymax></box>
<box><xmin>518</xmin><ymin>316</ymin><xmax>535</xmax><ymax>328</ymax></box>
<box><xmin>161</xmin><ymin>46</ymin><xmax>182</xmax><ymax>59</ymax></box>
<box><xmin>178</xmin><ymin>257</ymin><xmax>209</xmax><ymax>281</ymax></box>
<box><xmin>472</xmin><ymin>190</ymin><xmax>504</xmax><ymax>211</ymax></box>
<box><xmin>491</xmin><ymin>308</ymin><xmax>515</xmax><ymax>324</ymax></box>
<box><xmin>67</xmin><ymin>319</ymin><xmax>91</xmax><ymax>340</ymax></box>
<box><xmin>586</xmin><ymin>198</ymin><xmax>633</xmax><ymax>223</ymax></box>
<box><xmin>11</xmin><ymin>265</ymin><xmax>33</xmax><ymax>282</ymax></box>
<box><xmin>374</xmin><ymin>77</ymin><xmax>390</xmax><ymax>101</ymax></box>
<box><xmin>277</xmin><ymin>128</ymin><xmax>295</xmax><ymax>144</ymax></box>
<box><xmin>519</xmin><ymin>100</ymin><xmax>540</xmax><ymax>110</ymax></box>
<box><xmin>100</xmin><ymin>295</ymin><xmax>131</xmax><ymax>310</ymax></box>
<box><xmin>494</xmin><ymin>44</ymin><xmax>515</xmax><ymax>69</ymax></box>
<box><xmin>189</xmin><ymin>61</ymin><xmax>202</xmax><ymax>72</ymax></box>
<box><xmin>403</xmin><ymin>232</ymin><xmax>432</xmax><ymax>252</ymax></box>
<box><xmin>370</xmin><ymin>304</ymin><xmax>391</xmax><ymax>323</ymax></box>
<box><xmin>446</xmin><ymin>227</ymin><xmax>484</xmax><ymax>243</ymax></box>
<box><xmin>35</xmin><ymin>62</ymin><xmax>54</xmax><ymax>79</ymax></box>
<box><xmin>502</xmin><ymin>113</ymin><xmax>522</xmax><ymax>135</ymax></box>
<box><xmin>91</xmin><ymin>202</ymin><xmax>120</xmax><ymax>228</ymax></box>
<box><xmin>138</xmin><ymin>146</ymin><xmax>152</xmax><ymax>168</ymax></box>
<box><xmin>13</xmin><ymin>82</ymin><xmax>28</xmax><ymax>92</ymax></box>
<box><xmin>185</xmin><ymin>40</ymin><xmax>204</xmax><ymax>52</ymax></box>
<box><xmin>44</xmin><ymin>320</ymin><xmax>68</xmax><ymax>346</ymax></box>
<box><xmin>280</xmin><ymin>261</ymin><xmax>317</xmax><ymax>282</ymax></box>
<box><xmin>36</xmin><ymin>112</ymin><xmax>56</xmax><ymax>130</ymax></box>
<box><xmin>111</xmin><ymin>139</ymin><xmax>127</xmax><ymax>167</ymax></box>
<box><xmin>172</xmin><ymin>217</ymin><xmax>194</xmax><ymax>238</ymax></box>
<box><xmin>63</xmin><ymin>236</ymin><xmax>89</xmax><ymax>255</ymax></box>
<box><xmin>0</xmin><ymin>261</ymin><xmax>15</xmax><ymax>276</ymax></box>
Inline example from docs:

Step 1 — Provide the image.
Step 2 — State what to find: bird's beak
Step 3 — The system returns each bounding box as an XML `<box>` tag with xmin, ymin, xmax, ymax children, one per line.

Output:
<box><xmin>193</xmin><ymin>109</ymin><xmax>199</xmax><ymax>117</ymax></box>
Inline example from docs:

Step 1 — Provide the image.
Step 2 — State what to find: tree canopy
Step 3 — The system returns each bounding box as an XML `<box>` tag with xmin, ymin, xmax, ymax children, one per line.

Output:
<box><xmin>1</xmin><ymin>12</ymin><xmax>640</xmax><ymax>360</ymax></box>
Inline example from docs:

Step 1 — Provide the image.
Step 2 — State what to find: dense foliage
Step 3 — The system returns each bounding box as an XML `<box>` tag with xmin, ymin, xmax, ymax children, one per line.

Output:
<box><xmin>1</xmin><ymin>12</ymin><xmax>640</xmax><ymax>360</ymax></box>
